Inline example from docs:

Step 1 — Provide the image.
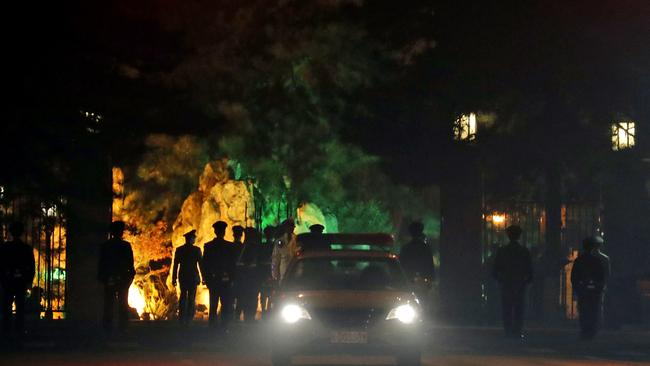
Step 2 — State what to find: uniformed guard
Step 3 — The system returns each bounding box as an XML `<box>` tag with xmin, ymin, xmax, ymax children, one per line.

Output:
<box><xmin>203</xmin><ymin>221</ymin><xmax>236</xmax><ymax>329</ymax></box>
<box><xmin>258</xmin><ymin>225</ymin><xmax>276</xmax><ymax>319</ymax></box>
<box><xmin>0</xmin><ymin>222</ymin><xmax>35</xmax><ymax>335</ymax></box>
<box><xmin>271</xmin><ymin>219</ymin><xmax>298</xmax><ymax>282</ymax></box>
<box><xmin>571</xmin><ymin>235</ymin><xmax>610</xmax><ymax>339</ymax></box>
<box><xmin>231</xmin><ymin>225</ymin><xmax>245</xmax><ymax>321</ymax></box>
<box><xmin>235</xmin><ymin>227</ymin><xmax>261</xmax><ymax>322</ymax></box>
<box><xmin>309</xmin><ymin>224</ymin><xmax>325</xmax><ymax>235</ymax></box>
<box><xmin>399</xmin><ymin>221</ymin><xmax>435</xmax><ymax>314</ymax></box>
<box><xmin>97</xmin><ymin>221</ymin><xmax>135</xmax><ymax>332</ymax></box>
<box><xmin>493</xmin><ymin>225</ymin><xmax>533</xmax><ymax>339</ymax></box>
<box><xmin>399</xmin><ymin>221</ymin><xmax>435</xmax><ymax>281</ymax></box>
<box><xmin>172</xmin><ymin>229</ymin><xmax>203</xmax><ymax>326</ymax></box>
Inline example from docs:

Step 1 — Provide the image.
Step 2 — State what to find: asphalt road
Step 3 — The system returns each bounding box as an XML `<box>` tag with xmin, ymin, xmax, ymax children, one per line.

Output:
<box><xmin>1</xmin><ymin>322</ymin><xmax>649</xmax><ymax>365</ymax></box>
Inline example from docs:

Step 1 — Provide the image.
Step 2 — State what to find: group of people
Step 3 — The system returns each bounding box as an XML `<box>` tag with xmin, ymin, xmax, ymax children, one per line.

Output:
<box><xmin>493</xmin><ymin>225</ymin><xmax>611</xmax><ymax>340</ymax></box>
<box><xmin>98</xmin><ymin>218</ymin><xmax>301</xmax><ymax>331</ymax></box>
<box><xmin>0</xmin><ymin>217</ymin><xmax>608</xmax><ymax>341</ymax></box>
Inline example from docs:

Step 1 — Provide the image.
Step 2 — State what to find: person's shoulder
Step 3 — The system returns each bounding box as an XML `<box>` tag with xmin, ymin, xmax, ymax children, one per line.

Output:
<box><xmin>598</xmin><ymin>251</ymin><xmax>610</xmax><ymax>262</ymax></box>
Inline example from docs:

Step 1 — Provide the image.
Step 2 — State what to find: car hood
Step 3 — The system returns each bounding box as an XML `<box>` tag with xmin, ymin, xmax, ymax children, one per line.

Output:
<box><xmin>278</xmin><ymin>290</ymin><xmax>416</xmax><ymax>309</ymax></box>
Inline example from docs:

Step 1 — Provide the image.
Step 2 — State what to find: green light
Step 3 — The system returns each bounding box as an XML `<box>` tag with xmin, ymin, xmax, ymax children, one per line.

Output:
<box><xmin>330</xmin><ymin>244</ymin><xmax>371</xmax><ymax>251</ymax></box>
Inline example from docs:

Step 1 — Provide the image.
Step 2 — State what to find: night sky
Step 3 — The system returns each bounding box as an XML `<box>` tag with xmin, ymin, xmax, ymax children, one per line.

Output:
<box><xmin>3</xmin><ymin>0</ymin><xmax>649</xmax><ymax>187</ymax></box>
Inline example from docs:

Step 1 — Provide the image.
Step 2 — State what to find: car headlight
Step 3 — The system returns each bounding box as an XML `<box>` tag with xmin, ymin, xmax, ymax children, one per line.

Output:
<box><xmin>386</xmin><ymin>304</ymin><xmax>417</xmax><ymax>324</ymax></box>
<box><xmin>280</xmin><ymin>304</ymin><xmax>312</xmax><ymax>324</ymax></box>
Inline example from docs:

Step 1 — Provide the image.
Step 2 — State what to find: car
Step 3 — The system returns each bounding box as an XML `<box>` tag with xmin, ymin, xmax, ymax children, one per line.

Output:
<box><xmin>270</xmin><ymin>233</ymin><xmax>423</xmax><ymax>366</ymax></box>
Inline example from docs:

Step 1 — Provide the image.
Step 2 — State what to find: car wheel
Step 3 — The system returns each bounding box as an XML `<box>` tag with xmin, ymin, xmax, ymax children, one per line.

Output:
<box><xmin>396</xmin><ymin>350</ymin><xmax>421</xmax><ymax>366</ymax></box>
<box><xmin>271</xmin><ymin>350</ymin><xmax>292</xmax><ymax>366</ymax></box>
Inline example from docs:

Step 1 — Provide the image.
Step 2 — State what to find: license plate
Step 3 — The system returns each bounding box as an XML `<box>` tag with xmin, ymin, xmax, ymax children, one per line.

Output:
<box><xmin>330</xmin><ymin>331</ymin><xmax>368</xmax><ymax>344</ymax></box>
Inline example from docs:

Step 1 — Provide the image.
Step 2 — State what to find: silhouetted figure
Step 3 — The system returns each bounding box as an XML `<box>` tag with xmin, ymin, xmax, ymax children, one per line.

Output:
<box><xmin>272</xmin><ymin>219</ymin><xmax>298</xmax><ymax>282</ymax></box>
<box><xmin>172</xmin><ymin>229</ymin><xmax>203</xmax><ymax>326</ymax></box>
<box><xmin>0</xmin><ymin>222</ymin><xmax>35</xmax><ymax>335</ymax></box>
<box><xmin>493</xmin><ymin>225</ymin><xmax>533</xmax><ymax>339</ymax></box>
<box><xmin>258</xmin><ymin>226</ymin><xmax>276</xmax><ymax>319</ymax></box>
<box><xmin>235</xmin><ymin>227</ymin><xmax>261</xmax><ymax>322</ymax></box>
<box><xmin>400</xmin><ymin>221</ymin><xmax>435</xmax><ymax>312</ymax></box>
<box><xmin>203</xmin><ymin>221</ymin><xmax>237</xmax><ymax>329</ymax></box>
<box><xmin>98</xmin><ymin>221</ymin><xmax>135</xmax><ymax>332</ymax></box>
<box><xmin>571</xmin><ymin>236</ymin><xmax>610</xmax><ymax>340</ymax></box>
<box><xmin>231</xmin><ymin>225</ymin><xmax>245</xmax><ymax>321</ymax></box>
<box><xmin>400</xmin><ymin>222</ymin><xmax>435</xmax><ymax>281</ymax></box>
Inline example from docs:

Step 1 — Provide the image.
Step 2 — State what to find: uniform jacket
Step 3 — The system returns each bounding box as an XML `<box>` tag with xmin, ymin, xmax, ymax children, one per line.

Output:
<box><xmin>493</xmin><ymin>241</ymin><xmax>533</xmax><ymax>290</ymax></box>
<box><xmin>97</xmin><ymin>237</ymin><xmax>135</xmax><ymax>287</ymax></box>
<box><xmin>202</xmin><ymin>238</ymin><xmax>237</xmax><ymax>287</ymax></box>
<box><xmin>172</xmin><ymin>244</ymin><xmax>203</xmax><ymax>287</ymax></box>
<box><xmin>571</xmin><ymin>250</ymin><xmax>610</xmax><ymax>295</ymax></box>
<box><xmin>399</xmin><ymin>238</ymin><xmax>435</xmax><ymax>280</ymax></box>
<box><xmin>271</xmin><ymin>232</ymin><xmax>297</xmax><ymax>281</ymax></box>
<box><xmin>0</xmin><ymin>239</ymin><xmax>35</xmax><ymax>288</ymax></box>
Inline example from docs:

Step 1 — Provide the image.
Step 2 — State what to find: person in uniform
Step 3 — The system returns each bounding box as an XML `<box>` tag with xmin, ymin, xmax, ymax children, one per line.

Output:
<box><xmin>0</xmin><ymin>222</ymin><xmax>35</xmax><ymax>335</ymax></box>
<box><xmin>258</xmin><ymin>225</ymin><xmax>276</xmax><ymax>319</ymax></box>
<box><xmin>400</xmin><ymin>221</ymin><xmax>435</xmax><ymax>281</ymax></box>
<box><xmin>399</xmin><ymin>221</ymin><xmax>435</xmax><ymax>314</ymax></box>
<box><xmin>493</xmin><ymin>225</ymin><xmax>533</xmax><ymax>339</ymax></box>
<box><xmin>271</xmin><ymin>219</ymin><xmax>298</xmax><ymax>282</ymax></box>
<box><xmin>231</xmin><ymin>225</ymin><xmax>245</xmax><ymax>321</ymax></box>
<box><xmin>235</xmin><ymin>227</ymin><xmax>261</xmax><ymax>322</ymax></box>
<box><xmin>172</xmin><ymin>229</ymin><xmax>203</xmax><ymax>326</ymax></box>
<box><xmin>97</xmin><ymin>221</ymin><xmax>135</xmax><ymax>332</ymax></box>
<box><xmin>202</xmin><ymin>221</ymin><xmax>236</xmax><ymax>329</ymax></box>
<box><xmin>571</xmin><ymin>235</ymin><xmax>610</xmax><ymax>340</ymax></box>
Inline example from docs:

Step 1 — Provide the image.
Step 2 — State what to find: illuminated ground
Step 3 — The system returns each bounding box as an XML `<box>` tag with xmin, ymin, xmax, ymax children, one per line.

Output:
<box><xmin>1</xmin><ymin>323</ymin><xmax>649</xmax><ymax>365</ymax></box>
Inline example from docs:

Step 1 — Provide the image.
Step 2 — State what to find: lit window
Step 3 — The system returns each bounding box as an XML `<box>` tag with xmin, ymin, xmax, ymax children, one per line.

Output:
<box><xmin>454</xmin><ymin>113</ymin><xmax>477</xmax><ymax>141</ymax></box>
<box><xmin>611</xmin><ymin>122</ymin><xmax>635</xmax><ymax>151</ymax></box>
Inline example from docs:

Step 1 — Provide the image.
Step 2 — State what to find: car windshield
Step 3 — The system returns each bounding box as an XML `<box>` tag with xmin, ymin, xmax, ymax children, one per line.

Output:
<box><xmin>283</xmin><ymin>257</ymin><xmax>408</xmax><ymax>291</ymax></box>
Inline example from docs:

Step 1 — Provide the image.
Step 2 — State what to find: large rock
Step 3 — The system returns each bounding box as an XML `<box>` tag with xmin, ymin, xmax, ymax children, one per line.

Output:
<box><xmin>172</xmin><ymin>159</ymin><xmax>255</xmax><ymax>246</ymax></box>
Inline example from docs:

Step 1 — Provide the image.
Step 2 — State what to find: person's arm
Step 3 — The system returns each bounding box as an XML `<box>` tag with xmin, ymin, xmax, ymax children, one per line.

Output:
<box><xmin>171</xmin><ymin>248</ymin><xmax>179</xmax><ymax>286</ymax></box>
<box><xmin>127</xmin><ymin>243</ymin><xmax>135</xmax><ymax>279</ymax></box>
<box><xmin>570</xmin><ymin>257</ymin><xmax>581</xmax><ymax>294</ymax></box>
<box><xmin>197</xmin><ymin>248</ymin><xmax>205</xmax><ymax>284</ymax></box>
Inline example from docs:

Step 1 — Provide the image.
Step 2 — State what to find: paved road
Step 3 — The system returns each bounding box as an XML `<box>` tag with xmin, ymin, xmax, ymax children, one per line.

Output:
<box><xmin>1</xmin><ymin>322</ymin><xmax>649</xmax><ymax>365</ymax></box>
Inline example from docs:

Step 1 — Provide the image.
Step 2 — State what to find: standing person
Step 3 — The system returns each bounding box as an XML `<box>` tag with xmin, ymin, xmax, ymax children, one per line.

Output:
<box><xmin>399</xmin><ymin>221</ymin><xmax>435</xmax><ymax>312</ymax></box>
<box><xmin>172</xmin><ymin>229</ymin><xmax>203</xmax><ymax>326</ymax></box>
<box><xmin>97</xmin><ymin>221</ymin><xmax>135</xmax><ymax>333</ymax></box>
<box><xmin>571</xmin><ymin>236</ymin><xmax>610</xmax><ymax>340</ymax></box>
<box><xmin>0</xmin><ymin>222</ymin><xmax>35</xmax><ymax>335</ymax></box>
<box><xmin>271</xmin><ymin>219</ymin><xmax>298</xmax><ymax>282</ymax></box>
<box><xmin>258</xmin><ymin>225</ymin><xmax>276</xmax><ymax>319</ymax></box>
<box><xmin>236</xmin><ymin>228</ymin><xmax>261</xmax><ymax>322</ymax></box>
<box><xmin>203</xmin><ymin>221</ymin><xmax>236</xmax><ymax>329</ymax></box>
<box><xmin>493</xmin><ymin>225</ymin><xmax>533</xmax><ymax>339</ymax></box>
<box><xmin>231</xmin><ymin>225</ymin><xmax>245</xmax><ymax>321</ymax></box>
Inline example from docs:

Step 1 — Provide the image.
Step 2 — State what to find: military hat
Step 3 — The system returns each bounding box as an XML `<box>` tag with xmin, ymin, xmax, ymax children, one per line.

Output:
<box><xmin>583</xmin><ymin>235</ymin><xmax>604</xmax><ymax>248</ymax></box>
<box><xmin>232</xmin><ymin>225</ymin><xmax>244</xmax><ymax>234</ymax></box>
<box><xmin>212</xmin><ymin>220</ymin><xmax>227</xmax><ymax>230</ymax></box>
<box><xmin>183</xmin><ymin>229</ymin><xmax>197</xmax><ymax>238</ymax></box>
<box><xmin>108</xmin><ymin>221</ymin><xmax>125</xmax><ymax>234</ymax></box>
<box><xmin>309</xmin><ymin>224</ymin><xmax>325</xmax><ymax>234</ymax></box>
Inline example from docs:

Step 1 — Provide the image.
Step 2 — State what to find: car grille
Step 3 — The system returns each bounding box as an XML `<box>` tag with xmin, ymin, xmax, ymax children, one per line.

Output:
<box><xmin>312</xmin><ymin>308</ymin><xmax>385</xmax><ymax>329</ymax></box>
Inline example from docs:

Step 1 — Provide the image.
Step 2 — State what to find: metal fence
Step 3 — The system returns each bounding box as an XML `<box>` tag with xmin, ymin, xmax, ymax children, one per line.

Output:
<box><xmin>482</xmin><ymin>201</ymin><xmax>601</xmax><ymax>320</ymax></box>
<box><xmin>0</xmin><ymin>194</ymin><xmax>67</xmax><ymax>319</ymax></box>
